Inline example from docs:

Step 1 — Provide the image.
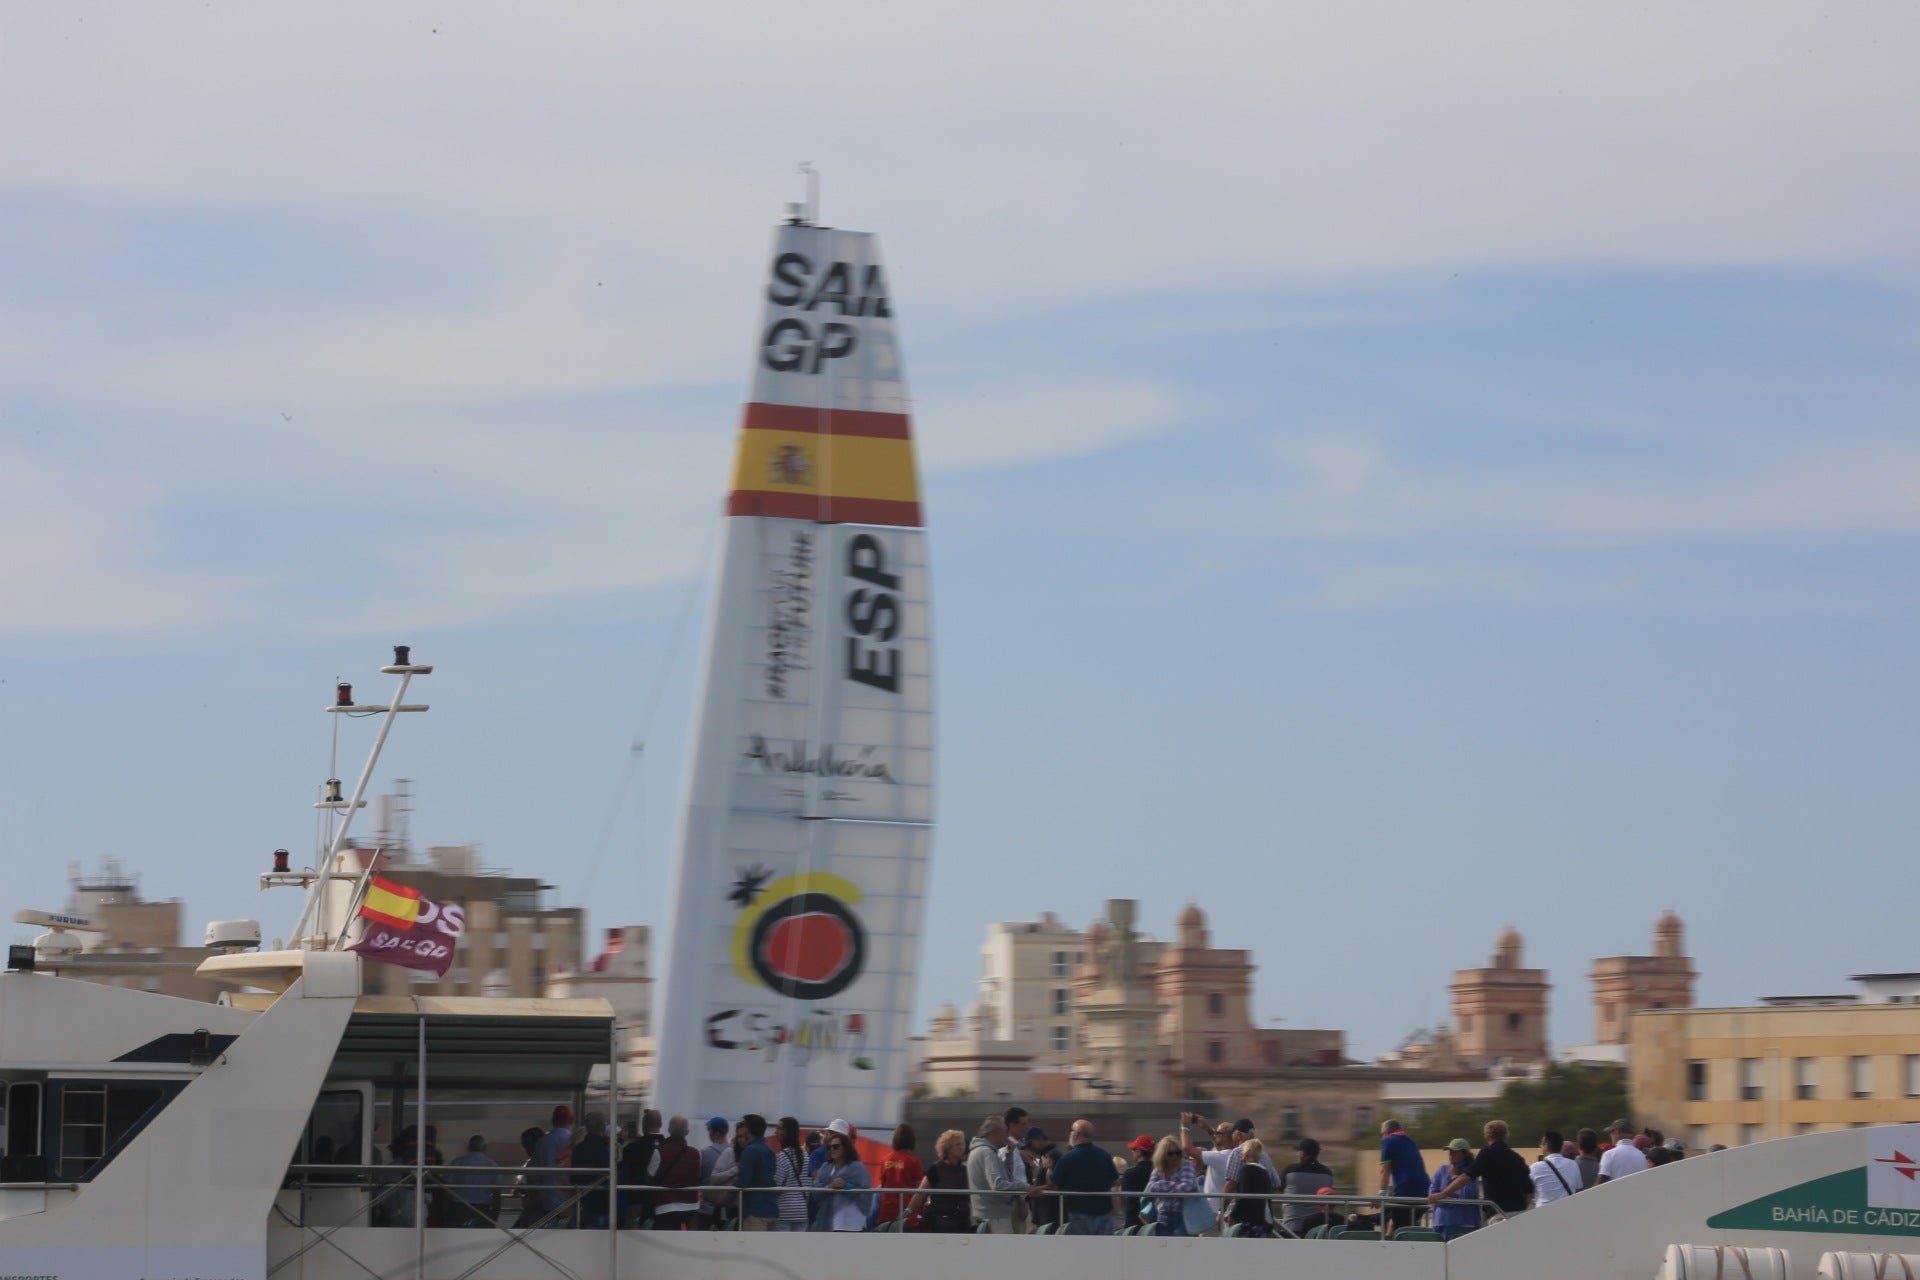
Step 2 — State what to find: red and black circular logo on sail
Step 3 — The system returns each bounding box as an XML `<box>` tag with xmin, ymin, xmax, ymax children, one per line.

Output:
<box><xmin>747</xmin><ymin>892</ymin><xmax>866</xmax><ymax>1001</ymax></box>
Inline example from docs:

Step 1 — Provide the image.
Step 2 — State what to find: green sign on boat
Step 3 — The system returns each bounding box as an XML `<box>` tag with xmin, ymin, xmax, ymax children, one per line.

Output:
<box><xmin>1709</xmin><ymin>1168</ymin><xmax>1920</xmax><ymax>1236</ymax></box>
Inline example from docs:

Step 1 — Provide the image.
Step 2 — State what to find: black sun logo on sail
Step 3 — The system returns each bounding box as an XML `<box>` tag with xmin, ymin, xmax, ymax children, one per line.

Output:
<box><xmin>728</xmin><ymin>865</ymin><xmax>774</xmax><ymax>907</ymax></box>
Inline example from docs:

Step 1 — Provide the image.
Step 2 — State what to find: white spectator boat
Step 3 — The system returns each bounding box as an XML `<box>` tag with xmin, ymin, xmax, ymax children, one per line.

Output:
<box><xmin>8</xmin><ymin>209</ymin><xmax>1920</xmax><ymax>1280</ymax></box>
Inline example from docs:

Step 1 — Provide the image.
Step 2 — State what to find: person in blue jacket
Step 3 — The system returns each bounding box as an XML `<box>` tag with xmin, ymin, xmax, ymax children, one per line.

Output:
<box><xmin>811</xmin><ymin>1120</ymin><xmax>873</xmax><ymax>1231</ymax></box>
<box><xmin>1429</xmin><ymin>1139</ymin><xmax>1482</xmax><ymax>1241</ymax></box>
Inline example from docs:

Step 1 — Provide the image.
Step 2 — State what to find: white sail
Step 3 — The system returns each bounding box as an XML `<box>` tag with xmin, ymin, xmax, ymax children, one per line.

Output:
<box><xmin>651</xmin><ymin>217</ymin><xmax>933</xmax><ymax>1130</ymax></box>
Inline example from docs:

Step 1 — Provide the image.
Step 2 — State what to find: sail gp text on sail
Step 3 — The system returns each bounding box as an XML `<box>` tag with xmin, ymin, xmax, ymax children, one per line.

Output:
<box><xmin>761</xmin><ymin>252</ymin><xmax>892</xmax><ymax>373</ymax></box>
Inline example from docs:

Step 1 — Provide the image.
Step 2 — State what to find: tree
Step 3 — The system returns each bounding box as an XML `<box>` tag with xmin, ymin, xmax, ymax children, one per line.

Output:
<box><xmin>1408</xmin><ymin>1063</ymin><xmax>1627</xmax><ymax>1149</ymax></box>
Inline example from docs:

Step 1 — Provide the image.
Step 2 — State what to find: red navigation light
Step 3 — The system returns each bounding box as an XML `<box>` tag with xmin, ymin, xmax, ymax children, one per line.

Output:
<box><xmin>336</xmin><ymin>682</ymin><xmax>352</xmax><ymax>707</ymax></box>
<box><xmin>272</xmin><ymin>848</ymin><xmax>291</xmax><ymax>873</ymax></box>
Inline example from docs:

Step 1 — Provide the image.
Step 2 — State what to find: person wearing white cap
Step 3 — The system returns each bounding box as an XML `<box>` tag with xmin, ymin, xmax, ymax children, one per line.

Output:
<box><xmin>811</xmin><ymin>1119</ymin><xmax>873</xmax><ymax>1231</ymax></box>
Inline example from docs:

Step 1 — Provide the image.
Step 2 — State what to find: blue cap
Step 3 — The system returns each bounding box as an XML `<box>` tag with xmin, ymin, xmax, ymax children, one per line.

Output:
<box><xmin>707</xmin><ymin>1115</ymin><xmax>729</xmax><ymax>1132</ymax></box>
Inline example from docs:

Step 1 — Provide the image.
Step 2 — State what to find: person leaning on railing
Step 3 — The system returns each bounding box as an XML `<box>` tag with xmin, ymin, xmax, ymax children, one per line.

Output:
<box><xmin>1224</xmin><ymin>1139</ymin><xmax>1276</xmax><ymax>1238</ymax></box>
<box><xmin>1428</xmin><ymin>1139</ymin><xmax>1482</xmax><ymax>1240</ymax></box>
<box><xmin>909</xmin><ymin>1129</ymin><xmax>972</xmax><ymax>1233</ymax></box>
<box><xmin>811</xmin><ymin>1120</ymin><xmax>873</xmax><ymax>1232</ymax></box>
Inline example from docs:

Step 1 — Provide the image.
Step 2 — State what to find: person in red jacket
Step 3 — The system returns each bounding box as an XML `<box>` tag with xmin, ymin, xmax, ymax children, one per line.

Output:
<box><xmin>650</xmin><ymin>1116</ymin><xmax>702</xmax><ymax>1230</ymax></box>
<box><xmin>876</xmin><ymin>1124</ymin><xmax>924</xmax><ymax>1227</ymax></box>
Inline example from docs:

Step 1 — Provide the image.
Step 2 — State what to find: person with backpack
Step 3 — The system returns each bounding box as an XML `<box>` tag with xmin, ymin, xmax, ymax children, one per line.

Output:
<box><xmin>649</xmin><ymin>1116</ymin><xmax>702</xmax><ymax>1230</ymax></box>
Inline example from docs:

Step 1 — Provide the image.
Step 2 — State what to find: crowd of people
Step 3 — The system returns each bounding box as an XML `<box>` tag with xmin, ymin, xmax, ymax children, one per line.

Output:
<box><xmin>357</xmin><ymin>1103</ymin><xmax>1701</xmax><ymax>1236</ymax></box>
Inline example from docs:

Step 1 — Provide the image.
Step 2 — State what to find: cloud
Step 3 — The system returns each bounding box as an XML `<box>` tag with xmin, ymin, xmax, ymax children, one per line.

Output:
<box><xmin>916</xmin><ymin>380</ymin><xmax>1178</xmax><ymax>472</ymax></box>
<box><xmin>3</xmin><ymin>3</ymin><xmax>1919</xmax><ymax>317</ymax></box>
<box><xmin>1263</xmin><ymin>432</ymin><xmax>1920</xmax><ymax>546</ymax></box>
<box><xmin>0</xmin><ymin>446</ymin><xmax>257</xmax><ymax>634</ymax></box>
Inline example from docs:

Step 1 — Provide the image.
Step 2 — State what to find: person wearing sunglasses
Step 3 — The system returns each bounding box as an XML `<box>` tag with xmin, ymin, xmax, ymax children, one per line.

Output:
<box><xmin>811</xmin><ymin>1120</ymin><xmax>873</xmax><ymax>1231</ymax></box>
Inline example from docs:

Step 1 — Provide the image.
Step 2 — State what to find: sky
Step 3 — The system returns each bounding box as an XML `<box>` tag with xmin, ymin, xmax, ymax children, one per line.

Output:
<box><xmin>2</xmin><ymin>2</ymin><xmax>1917</xmax><ymax>1061</ymax></box>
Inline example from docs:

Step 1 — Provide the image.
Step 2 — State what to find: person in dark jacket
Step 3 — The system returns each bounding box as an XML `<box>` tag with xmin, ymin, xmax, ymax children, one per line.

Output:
<box><xmin>570</xmin><ymin>1113</ymin><xmax>614</xmax><ymax>1229</ymax></box>
<box><xmin>1430</xmin><ymin>1118</ymin><xmax>1531</xmax><ymax>1217</ymax></box>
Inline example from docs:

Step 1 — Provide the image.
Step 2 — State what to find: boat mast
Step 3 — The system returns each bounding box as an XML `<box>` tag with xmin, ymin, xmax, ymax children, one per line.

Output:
<box><xmin>279</xmin><ymin>646</ymin><xmax>432</xmax><ymax>949</ymax></box>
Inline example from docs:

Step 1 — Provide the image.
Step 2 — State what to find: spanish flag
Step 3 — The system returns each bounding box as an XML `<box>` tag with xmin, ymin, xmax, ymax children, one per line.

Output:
<box><xmin>359</xmin><ymin>875</ymin><xmax>422</xmax><ymax>930</ymax></box>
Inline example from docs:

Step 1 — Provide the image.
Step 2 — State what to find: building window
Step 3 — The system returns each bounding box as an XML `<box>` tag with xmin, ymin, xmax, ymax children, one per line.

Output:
<box><xmin>1739</xmin><ymin>1124</ymin><xmax>1761</xmax><ymax>1147</ymax></box>
<box><xmin>1207</xmin><ymin>1040</ymin><xmax>1224</xmax><ymax>1064</ymax></box>
<box><xmin>1051</xmin><ymin>989</ymin><xmax>1070</xmax><ymax>1017</ymax></box>
<box><xmin>1906</xmin><ymin>1056</ymin><xmax>1920</xmax><ymax>1098</ymax></box>
<box><xmin>1740</xmin><ymin>1058</ymin><xmax>1761</xmax><ymax>1101</ymax></box>
<box><xmin>1796</xmin><ymin>1057</ymin><xmax>1816</xmax><ymax>1100</ymax></box>
<box><xmin>1852</xmin><ymin>1056</ymin><xmax>1872</xmax><ymax>1098</ymax></box>
<box><xmin>1690</xmin><ymin>1126</ymin><xmax>1709</xmax><ymax>1152</ymax></box>
<box><xmin>1506</xmin><ymin>1013</ymin><xmax>1522</xmax><ymax>1032</ymax></box>
<box><xmin>1460</xmin><ymin>1015</ymin><xmax>1473</xmax><ymax>1032</ymax></box>
<box><xmin>1207</xmin><ymin>992</ymin><xmax>1224</xmax><ymax>1017</ymax></box>
<box><xmin>1687</xmin><ymin>1060</ymin><xmax>1708</xmax><ymax>1101</ymax></box>
<box><xmin>1051</xmin><ymin>951</ymin><xmax>1070</xmax><ymax>977</ymax></box>
<box><xmin>1281</xmin><ymin>1106</ymin><xmax>1302</xmax><ymax>1138</ymax></box>
<box><xmin>1051</xmin><ymin>1026</ymin><xmax>1070</xmax><ymax>1053</ymax></box>
<box><xmin>1796</xmin><ymin>1123</ymin><xmax>1816</xmax><ymax>1136</ymax></box>
<box><xmin>1353</xmin><ymin>1106</ymin><xmax>1373</xmax><ymax>1137</ymax></box>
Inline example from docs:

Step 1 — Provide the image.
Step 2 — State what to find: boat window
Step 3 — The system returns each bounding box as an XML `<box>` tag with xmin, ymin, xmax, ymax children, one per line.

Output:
<box><xmin>1</xmin><ymin>1081</ymin><xmax>46</xmax><ymax>1182</ymax></box>
<box><xmin>54</xmin><ymin>1081</ymin><xmax>170</xmax><ymax>1180</ymax></box>
<box><xmin>297</xmin><ymin>1089</ymin><xmax>367</xmax><ymax>1172</ymax></box>
<box><xmin>4</xmin><ymin>1081</ymin><xmax>42</xmax><ymax>1158</ymax></box>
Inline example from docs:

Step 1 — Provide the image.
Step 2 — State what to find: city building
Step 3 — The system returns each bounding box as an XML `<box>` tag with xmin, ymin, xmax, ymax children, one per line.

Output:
<box><xmin>1563</xmin><ymin>912</ymin><xmax>1697</xmax><ymax>1064</ymax></box>
<box><xmin>1631</xmin><ymin>972</ymin><xmax>1920</xmax><ymax>1149</ymax></box>
<box><xmin>976</xmin><ymin>910</ymin><xmax>1162</xmax><ymax>1077</ymax></box>
<box><xmin>1590</xmin><ymin>910</ymin><xmax>1696</xmax><ymax>1045</ymax></box>
<box><xmin>911</xmin><ymin>1003</ymin><xmax>1035</xmax><ymax>1100</ymax></box>
<box><xmin>1074</xmin><ymin>900</ymin><xmax>1171</xmax><ymax>1098</ymax></box>
<box><xmin>1449</xmin><ymin>926</ymin><xmax>1551</xmax><ymax>1068</ymax></box>
<box><xmin>548</xmin><ymin>924</ymin><xmax>654</xmax><ymax>1106</ymax></box>
<box><xmin>15</xmin><ymin>860</ymin><xmax>236</xmax><ymax>1002</ymax></box>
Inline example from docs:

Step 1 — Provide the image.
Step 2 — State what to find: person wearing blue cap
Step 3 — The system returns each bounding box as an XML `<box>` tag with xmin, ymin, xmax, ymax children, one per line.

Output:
<box><xmin>699</xmin><ymin>1116</ymin><xmax>736</xmax><ymax>1229</ymax></box>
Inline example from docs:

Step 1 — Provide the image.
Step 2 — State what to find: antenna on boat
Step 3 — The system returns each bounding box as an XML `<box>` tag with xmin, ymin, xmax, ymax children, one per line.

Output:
<box><xmin>276</xmin><ymin>646</ymin><xmax>433</xmax><ymax>950</ymax></box>
<box><xmin>788</xmin><ymin>162</ymin><xmax>819</xmax><ymax>227</ymax></box>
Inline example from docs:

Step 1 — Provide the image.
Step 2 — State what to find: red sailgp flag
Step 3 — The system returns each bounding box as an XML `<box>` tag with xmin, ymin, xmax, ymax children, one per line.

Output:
<box><xmin>350</xmin><ymin>875</ymin><xmax>465</xmax><ymax>976</ymax></box>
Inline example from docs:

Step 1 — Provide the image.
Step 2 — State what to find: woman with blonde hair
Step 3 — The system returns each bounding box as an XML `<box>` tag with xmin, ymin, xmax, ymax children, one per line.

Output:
<box><xmin>1144</xmin><ymin>1136</ymin><xmax>1198</xmax><ymax>1237</ymax></box>
<box><xmin>909</xmin><ymin>1129</ymin><xmax>972</xmax><ymax>1233</ymax></box>
<box><xmin>1226</xmin><ymin>1138</ymin><xmax>1275</xmax><ymax>1238</ymax></box>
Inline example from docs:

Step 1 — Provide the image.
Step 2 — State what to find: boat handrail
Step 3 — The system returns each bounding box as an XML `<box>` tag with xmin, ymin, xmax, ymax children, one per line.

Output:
<box><xmin>277</xmin><ymin>1165</ymin><xmax>1510</xmax><ymax>1230</ymax></box>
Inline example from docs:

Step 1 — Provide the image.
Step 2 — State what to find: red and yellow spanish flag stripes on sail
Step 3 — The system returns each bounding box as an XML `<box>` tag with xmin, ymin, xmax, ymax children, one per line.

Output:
<box><xmin>358</xmin><ymin>875</ymin><xmax>423</xmax><ymax>930</ymax></box>
<box><xmin>726</xmin><ymin>402</ymin><xmax>921</xmax><ymax>527</ymax></box>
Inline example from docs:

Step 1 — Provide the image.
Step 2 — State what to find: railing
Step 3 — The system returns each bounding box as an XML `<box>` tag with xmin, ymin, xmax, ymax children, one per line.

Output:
<box><xmin>270</xmin><ymin>1166</ymin><xmax>1508</xmax><ymax>1239</ymax></box>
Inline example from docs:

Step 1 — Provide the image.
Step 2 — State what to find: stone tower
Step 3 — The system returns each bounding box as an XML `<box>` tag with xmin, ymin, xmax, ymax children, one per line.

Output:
<box><xmin>1072</xmin><ymin>899</ymin><xmax>1168</xmax><ymax>1098</ymax></box>
<box><xmin>1589</xmin><ymin>911</ymin><xmax>1696</xmax><ymax>1044</ymax></box>
<box><xmin>1449</xmin><ymin>927</ymin><xmax>1551</xmax><ymax>1068</ymax></box>
<box><xmin>1154</xmin><ymin>903</ymin><xmax>1263</xmax><ymax>1073</ymax></box>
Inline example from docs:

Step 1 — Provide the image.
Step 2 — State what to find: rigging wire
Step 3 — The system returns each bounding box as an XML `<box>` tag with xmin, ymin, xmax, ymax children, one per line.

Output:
<box><xmin>576</xmin><ymin>506</ymin><xmax>723</xmax><ymax>902</ymax></box>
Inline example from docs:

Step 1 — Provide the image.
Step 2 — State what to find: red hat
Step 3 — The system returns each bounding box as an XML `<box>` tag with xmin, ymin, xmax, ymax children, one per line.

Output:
<box><xmin>553</xmin><ymin>1105</ymin><xmax>574</xmax><ymax>1126</ymax></box>
<box><xmin>1129</xmin><ymin>1135</ymin><xmax>1156</xmax><ymax>1153</ymax></box>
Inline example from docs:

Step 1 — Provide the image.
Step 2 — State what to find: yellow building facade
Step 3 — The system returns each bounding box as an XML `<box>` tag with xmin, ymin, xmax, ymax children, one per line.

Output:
<box><xmin>1631</xmin><ymin>987</ymin><xmax>1920</xmax><ymax>1150</ymax></box>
